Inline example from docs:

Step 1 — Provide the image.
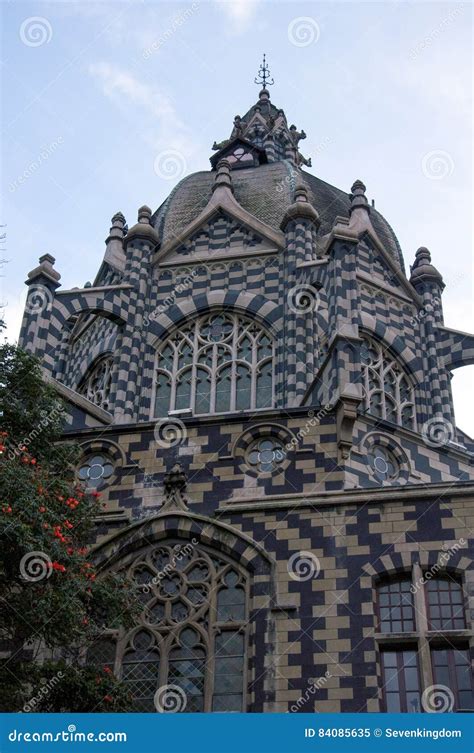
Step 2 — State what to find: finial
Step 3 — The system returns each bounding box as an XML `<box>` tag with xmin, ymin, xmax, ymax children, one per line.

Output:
<box><xmin>212</xmin><ymin>159</ymin><xmax>234</xmax><ymax>194</ymax></box>
<box><xmin>138</xmin><ymin>205</ymin><xmax>152</xmax><ymax>224</ymax></box>
<box><xmin>254</xmin><ymin>53</ymin><xmax>274</xmax><ymax>90</ymax></box>
<box><xmin>410</xmin><ymin>246</ymin><xmax>444</xmax><ymax>288</ymax></box>
<box><xmin>349</xmin><ymin>179</ymin><xmax>370</xmax><ymax>214</ymax></box>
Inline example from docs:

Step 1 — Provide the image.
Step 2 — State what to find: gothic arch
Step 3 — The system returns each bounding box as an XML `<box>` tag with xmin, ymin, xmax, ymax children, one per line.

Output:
<box><xmin>146</xmin><ymin>290</ymin><xmax>281</xmax><ymax>347</ymax></box>
<box><xmin>92</xmin><ymin>510</ymin><xmax>276</xmax><ymax>588</ymax></box>
<box><xmin>90</xmin><ymin>511</ymin><xmax>277</xmax><ymax>712</ymax></box>
<box><xmin>358</xmin><ymin>313</ymin><xmax>422</xmax><ymax>378</ymax></box>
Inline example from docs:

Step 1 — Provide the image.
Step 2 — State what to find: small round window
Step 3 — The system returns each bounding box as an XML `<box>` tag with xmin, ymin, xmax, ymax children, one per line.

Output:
<box><xmin>246</xmin><ymin>438</ymin><xmax>286</xmax><ymax>475</ymax></box>
<box><xmin>78</xmin><ymin>454</ymin><xmax>114</xmax><ymax>489</ymax></box>
<box><xmin>367</xmin><ymin>446</ymin><xmax>399</xmax><ymax>483</ymax></box>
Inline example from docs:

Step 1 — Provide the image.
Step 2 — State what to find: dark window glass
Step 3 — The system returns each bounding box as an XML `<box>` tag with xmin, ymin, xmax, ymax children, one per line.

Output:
<box><xmin>378</xmin><ymin>578</ymin><xmax>415</xmax><ymax>633</ymax></box>
<box><xmin>381</xmin><ymin>649</ymin><xmax>421</xmax><ymax>712</ymax></box>
<box><xmin>431</xmin><ymin>647</ymin><xmax>474</xmax><ymax>711</ymax></box>
<box><xmin>212</xmin><ymin>631</ymin><xmax>244</xmax><ymax>712</ymax></box>
<box><xmin>426</xmin><ymin>578</ymin><xmax>466</xmax><ymax>630</ymax></box>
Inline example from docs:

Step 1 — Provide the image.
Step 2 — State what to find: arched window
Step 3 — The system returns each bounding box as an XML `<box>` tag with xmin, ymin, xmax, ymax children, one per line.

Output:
<box><xmin>153</xmin><ymin>312</ymin><xmax>274</xmax><ymax>417</ymax></box>
<box><xmin>360</xmin><ymin>334</ymin><xmax>416</xmax><ymax>430</ymax></box>
<box><xmin>78</xmin><ymin>354</ymin><xmax>113</xmax><ymax>411</ymax></box>
<box><xmin>91</xmin><ymin>540</ymin><xmax>249</xmax><ymax>712</ymax></box>
<box><xmin>376</xmin><ymin>573</ymin><xmax>472</xmax><ymax>713</ymax></box>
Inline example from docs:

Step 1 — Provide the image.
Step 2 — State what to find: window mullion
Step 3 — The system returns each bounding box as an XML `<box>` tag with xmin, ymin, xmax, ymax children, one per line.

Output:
<box><xmin>230</xmin><ymin>317</ymin><xmax>238</xmax><ymax>411</ymax></box>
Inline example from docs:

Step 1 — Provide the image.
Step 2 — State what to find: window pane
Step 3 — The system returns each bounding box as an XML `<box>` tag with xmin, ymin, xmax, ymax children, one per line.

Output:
<box><xmin>155</xmin><ymin>313</ymin><xmax>274</xmax><ymax>415</ymax></box>
<box><xmin>381</xmin><ymin>650</ymin><xmax>420</xmax><ymax>713</ymax></box>
<box><xmin>426</xmin><ymin>578</ymin><xmax>465</xmax><ymax>630</ymax></box>
<box><xmin>377</xmin><ymin>578</ymin><xmax>414</xmax><ymax>632</ymax></box>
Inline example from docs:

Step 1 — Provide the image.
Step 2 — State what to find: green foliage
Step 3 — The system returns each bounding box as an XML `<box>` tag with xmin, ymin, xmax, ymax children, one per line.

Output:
<box><xmin>0</xmin><ymin>344</ymin><xmax>138</xmax><ymax>711</ymax></box>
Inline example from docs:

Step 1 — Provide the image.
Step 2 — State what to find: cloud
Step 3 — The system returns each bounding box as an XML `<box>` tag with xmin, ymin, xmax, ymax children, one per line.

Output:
<box><xmin>87</xmin><ymin>62</ymin><xmax>193</xmax><ymax>154</ymax></box>
<box><xmin>215</xmin><ymin>0</ymin><xmax>260</xmax><ymax>33</ymax></box>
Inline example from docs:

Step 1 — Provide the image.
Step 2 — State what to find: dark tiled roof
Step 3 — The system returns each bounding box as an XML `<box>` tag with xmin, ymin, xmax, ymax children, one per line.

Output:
<box><xmin>152</xmin><ymin>162</ymin><xmax>405</xmax><ymax>271</ymax></box>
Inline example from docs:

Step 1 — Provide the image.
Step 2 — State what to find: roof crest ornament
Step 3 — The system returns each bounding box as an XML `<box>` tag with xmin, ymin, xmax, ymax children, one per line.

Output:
<box><xmin>254</xmin><ymin>53</ymin><xmax>274</xmax><ymax>90</ymax></box>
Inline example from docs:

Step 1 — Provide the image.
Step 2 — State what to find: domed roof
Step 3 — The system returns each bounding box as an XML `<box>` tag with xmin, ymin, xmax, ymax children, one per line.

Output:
<box><xmin>152</xmin><ymin>161</ymin><xmax>405</xmax><ymax>271</ymax></box>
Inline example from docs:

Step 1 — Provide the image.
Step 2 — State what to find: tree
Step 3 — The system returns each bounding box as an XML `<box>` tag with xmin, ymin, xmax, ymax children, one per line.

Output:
<box><xmin>0</xmin><ymin>343</ymin><xmax>138</xmax><ymax>711</ymax></box>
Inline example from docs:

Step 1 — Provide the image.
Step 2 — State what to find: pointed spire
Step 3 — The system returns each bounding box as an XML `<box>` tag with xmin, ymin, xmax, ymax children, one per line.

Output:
<box><xmin>410</xmin><ymin>246</ymin><xmax>444</xmax><ymax>288</ymax></box>
<box><xmin>104</xmin><ymin>211</ymin><xmax>126</xmax><ymax>270</ymax></box>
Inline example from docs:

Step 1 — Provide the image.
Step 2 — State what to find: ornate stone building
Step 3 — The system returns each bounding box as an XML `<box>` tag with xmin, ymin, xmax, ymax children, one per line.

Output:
<box><xmin>19</xmin><ymin>73</ymin><xmax>474</xmax><ymax>713</ymax></box>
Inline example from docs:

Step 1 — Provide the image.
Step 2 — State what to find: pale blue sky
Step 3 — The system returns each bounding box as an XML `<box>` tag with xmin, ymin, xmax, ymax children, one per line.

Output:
<box><xmin>1</xmin><ymin>0</ymin><xmax>473</xmax><ymax>432</ymax></box>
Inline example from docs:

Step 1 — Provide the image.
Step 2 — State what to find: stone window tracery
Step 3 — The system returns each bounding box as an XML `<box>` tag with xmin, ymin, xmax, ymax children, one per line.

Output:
<box><xmin>92</xmin><ymin>540</ymin><xmax>249</xmax><ymax>712</ymax></box>
<box><xmin>153</xmin><ymin>312</ymin><xmax>274</xmax><ymax>417</ymax></box>
<box><xmin>78</xmin><ymin>355</ymin><xmax>113</xmax><ymax>411</ymax></box>
<box><xmin>360</xmin><ymin>334</ymin><xmax>415</xmax><ymax>430</ymax></box>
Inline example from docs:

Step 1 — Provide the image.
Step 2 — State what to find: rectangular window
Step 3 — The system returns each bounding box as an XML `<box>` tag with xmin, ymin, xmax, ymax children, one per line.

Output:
<box><xmin>431</xmin><ymin>647</ymin><xmax>474</xmax><ymax>711</ymax></box>
<box><xmin>381</xmin><ymin>649</ymin><xmax>421</xmax><ymax>712</ymax></box>
<box><xmin>426</xmin><ymin>578</ymin><xmax>466</xmax><ymax>631</ymax></box>
<box><xmin>378</xmin><ymin>578</ymin><xmax>415</xmax><ymax>633</ymax></box>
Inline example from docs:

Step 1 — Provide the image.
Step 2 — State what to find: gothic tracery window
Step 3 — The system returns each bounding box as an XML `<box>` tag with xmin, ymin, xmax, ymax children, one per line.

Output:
<box><xmin>94</xmin><ymin>540</ymin><xmax>249</xmax><ymax>712</ymax></box>
<box><xmin>360</xmin><ymin>334</ymin><xmax>416</xmax><ymax>430</ymax></box>
<box><xmin>78</xmin><ymin>354</ymin><xmax>113</xmax><ymax>411</ymax></box>
<box><xmin>153</xmin><ymin>313</ymin><xmax>274</xmax><ymax>417</ymax></box>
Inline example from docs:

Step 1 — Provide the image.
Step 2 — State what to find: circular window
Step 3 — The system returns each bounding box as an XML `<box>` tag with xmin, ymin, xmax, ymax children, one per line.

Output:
<box><xmin>78</xmin><ymin>454</ymin><xmax>114</xmax><ymax>489</ymax></box>
<box><xmin>367</xmin><ymin>446</ymin><xmax>399</xmax><ymax>483</ymax></box>
<box><xmin>246</xmin><ymin>438</ymin><xmax>286</xmax><ymax>475</ymax></box>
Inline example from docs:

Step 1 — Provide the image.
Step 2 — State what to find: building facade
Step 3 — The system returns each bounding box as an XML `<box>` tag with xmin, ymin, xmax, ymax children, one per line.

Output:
<box><xmin>19</xmin><ymin>81</ymin><xmax>474</xmax><ymax>713</ymax></box>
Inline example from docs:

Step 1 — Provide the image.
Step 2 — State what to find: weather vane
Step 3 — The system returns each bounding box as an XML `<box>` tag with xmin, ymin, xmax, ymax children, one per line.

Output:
<box><xmin>254</xmin><ymin>53</ymin><xmax>274</xmax><ymax>90</ymax></box>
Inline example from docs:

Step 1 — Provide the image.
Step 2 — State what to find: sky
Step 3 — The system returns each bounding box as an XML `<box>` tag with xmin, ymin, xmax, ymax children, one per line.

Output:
<box><xmin>1</xmin><ymin>0</ymin><xmax>473</xmax><ymax>433</ymax></box>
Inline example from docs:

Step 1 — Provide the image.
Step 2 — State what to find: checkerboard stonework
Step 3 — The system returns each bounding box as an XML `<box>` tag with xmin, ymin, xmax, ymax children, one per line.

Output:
<box><xmin>19</xmin><ymin>85</ymin><xmax>474</xmax><ymax>714</ymax></box>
